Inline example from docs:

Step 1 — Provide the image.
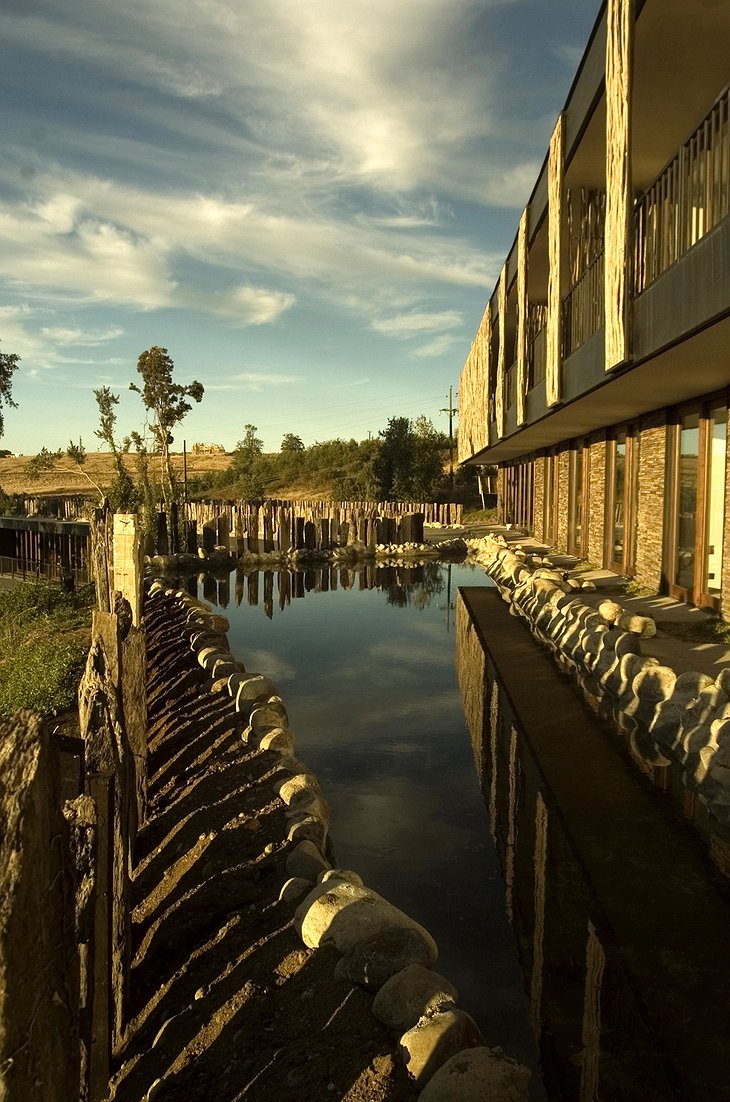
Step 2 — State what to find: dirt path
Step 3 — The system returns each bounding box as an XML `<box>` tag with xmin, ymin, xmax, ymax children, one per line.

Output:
<box><xmin>110</xmin><ymin>589</ymin><xmax>418</xmax><ymax>1102</ymax></box>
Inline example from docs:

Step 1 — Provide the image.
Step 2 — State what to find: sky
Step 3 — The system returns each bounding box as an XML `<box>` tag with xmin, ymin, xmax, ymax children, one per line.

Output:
<box><xmin>1</xmin><ymin>0</ymin><xmax>601</xmax><ymax>455</ymax></box>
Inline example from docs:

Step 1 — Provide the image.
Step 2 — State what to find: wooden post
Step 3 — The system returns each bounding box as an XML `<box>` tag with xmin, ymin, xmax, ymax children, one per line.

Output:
<box><xmin>113</xmin><ymin>514</ymin><xmax>143</xmax><ymax>627</ymax></box>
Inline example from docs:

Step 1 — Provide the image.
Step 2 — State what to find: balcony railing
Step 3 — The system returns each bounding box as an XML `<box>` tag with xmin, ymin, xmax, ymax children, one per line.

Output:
<box><xmin>562</xmin><ymin>250</ymin><xmax>605</xmax><ymax>358</ymax></box>
<box><xmin>527</xmin><ymin>325</ymin><xmax>547</xmax><ymax>389</ymax></box>
<box><xmin>505</xmin><ymin>362</ymin><xmax>517</xmax><ymax>410</ymax></box>
<box><xmin>634</xmin><ymin>85</ymin><xmax>730</xmax><ymax>294</ymax></box>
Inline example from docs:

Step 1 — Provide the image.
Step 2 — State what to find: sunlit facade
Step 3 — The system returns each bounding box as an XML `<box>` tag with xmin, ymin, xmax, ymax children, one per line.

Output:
<box><xmin>458</xmin><ymin>0</ymin><xmax>730</xmax><ymax>613</ymax></box>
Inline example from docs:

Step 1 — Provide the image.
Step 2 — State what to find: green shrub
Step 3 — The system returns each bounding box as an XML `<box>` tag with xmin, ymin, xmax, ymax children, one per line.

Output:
<box><xmin>0</xmin><ymin>581</ymin><xmax>93</xmax><ymax>716</ymax></box>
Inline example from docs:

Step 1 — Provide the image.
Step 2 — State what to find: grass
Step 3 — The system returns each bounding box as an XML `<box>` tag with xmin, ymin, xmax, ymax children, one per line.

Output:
<box><xmin>0</xmin><ymin>581</ymin><xmax>94</xmax><ymax>716</ymax></box>
<box><xmin>461</xmin><ymin>507</ymin><xmax>501</xmax><ymax>526</ymax></box>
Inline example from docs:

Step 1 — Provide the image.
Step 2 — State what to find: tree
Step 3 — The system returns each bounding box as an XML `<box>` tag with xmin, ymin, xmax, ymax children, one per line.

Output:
<box><xmin>25</xmin><ymin>440</ymin><xmax>105</xmax><ymax>501</ymax></box>
<box><xmin>129</xmin><ymin>346</ymin><xmax>204</xmax><ymax>509</ymax></box>
<box><xmin>373</xmin><ymin>416</ymin><xmax>448</xmax><ymax>501</ymax></box>
<box><xmin>229</xmin><ymin>424</ymin><xmax>273</xmax><ymax>500</ymax></box>
<box><xmin>0</xmin><ymin>343</ymin><xmax>20</xmax><ymax>439</ymax></box>
<box><xmin>94</xmin><ymin>386</ymin><xmax>137</xmax><ymax>511</ymax></box>
<box><xmin>280</xmin><ymin>433</ymin><xmax>304</xmax><ymax>454</ymax></box>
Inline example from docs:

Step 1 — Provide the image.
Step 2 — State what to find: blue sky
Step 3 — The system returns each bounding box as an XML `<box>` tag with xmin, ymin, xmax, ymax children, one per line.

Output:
<box><xmin>1</xmin><ymin>0</ymin><xmax>599</xmax><ymax>455</ymax></box>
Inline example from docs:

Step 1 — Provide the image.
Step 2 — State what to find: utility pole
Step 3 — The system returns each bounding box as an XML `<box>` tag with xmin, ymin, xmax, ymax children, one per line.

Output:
<box><xmin>439</xmin><ymin>386</ymin><xmax>458</xmax><ymax>492</ymax></box>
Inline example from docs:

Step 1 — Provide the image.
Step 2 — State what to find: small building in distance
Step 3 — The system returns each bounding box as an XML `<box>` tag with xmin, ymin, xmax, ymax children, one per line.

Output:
<box><xmin>458</xmin><ymin>0</ymin><xmax>730</xmax><ymax>616</ymax></box>
<box><xmin>190</xmin><ymin>443</ymin><xmax>226</xmax><ymax>455</ymax></box>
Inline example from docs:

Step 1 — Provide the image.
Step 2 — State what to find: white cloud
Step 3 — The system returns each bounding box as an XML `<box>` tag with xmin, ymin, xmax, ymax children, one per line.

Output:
<box><xmin>412</xmin><ymin>334</ymin><xmax>460</xmax><ymax>359</ymax></box>
<box><xmin>372</xmin><ymin>311</ymin><xmax>463</xmax><ymax>338</ymax></box>
<box><xmin>205</xmin><ymin>372</ymin><xmax>301</xmax><ymax>391</ymax></box>
<box><xmin>40</xmin><ymin>325</ymin><xmax>124</xmax><ymax>346</ymax></box>
<box><xmin>230</xmin><ymin>286</ymin><xmax>296</xmax><ymax>326</ymax></box>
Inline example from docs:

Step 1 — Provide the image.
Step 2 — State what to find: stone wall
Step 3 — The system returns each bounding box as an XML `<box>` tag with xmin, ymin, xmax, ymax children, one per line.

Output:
<box><xmin>721</xmin><ymin>405</ymin><xmax>730</xmax><ymax>622</ymax></box>
<box><xmin>635</xmin><ymin>410</ymin><xmax>668</xmax><ymax>591</ymax></box>
<box><xmin>533</xmin><ymin>456</ymin><xmax>545</xmax><ymax>543</ymax></box>
<box><xmin>466</xmin><ymin>533</ymin><xmax>730</xmax><ymax>844</ymax></box>
<box><xmin>587</xmin><ymin>430</ymin><xmax>607</xmax><ymax>566</ymax></box>
<box><xmin>557</xmin><ymin>447</ymin><xmax>570</xmax><ymax>551</ymax></box>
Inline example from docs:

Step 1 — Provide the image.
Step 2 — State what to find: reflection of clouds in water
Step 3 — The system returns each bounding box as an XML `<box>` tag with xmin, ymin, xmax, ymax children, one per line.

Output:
<box><xmin>367</xmin><ymin>638</ymin><xmax>448</xmax><ymax>666</ymax></box>
<box><xmin>294</xmin><ymin>677</ymin><xmax>456</xmax><ymax>731</ymax></box>
<box><xmin>242</xmin><ymin>649</ymin><xmax>298</xmax><ymax>680</ymax></box>
<box><xmin>331</xmin><ymin>776</ymin><xmax>472</xmax><ymax>867</ymax></box>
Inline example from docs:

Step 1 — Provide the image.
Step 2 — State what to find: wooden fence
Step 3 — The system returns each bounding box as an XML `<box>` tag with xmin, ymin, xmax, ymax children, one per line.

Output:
<box><xmin>0</xmin><ymin>514</ymin><xmax>145</xmax><ymax>1102</ymax></box>
<box><xmin>180</xmin><ymin>498</ymin><xmax>462</xmax><ymax>558</ymax></box>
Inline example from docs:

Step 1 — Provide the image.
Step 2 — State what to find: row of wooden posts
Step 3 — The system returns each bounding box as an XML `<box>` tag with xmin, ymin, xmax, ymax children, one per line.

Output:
<box><xmin>160</xmin><ymin>499</ymin><xmax>462</xmax><ymax>556</ymax></box>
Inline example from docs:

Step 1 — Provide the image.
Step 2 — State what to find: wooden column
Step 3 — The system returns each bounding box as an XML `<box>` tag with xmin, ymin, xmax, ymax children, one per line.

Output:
<box><xmin>605</xmin><ymin>0</ymin><xmax>634</xmax><ymax>370</ymax></box>
<box><xmin>113</xmin><ymin>514</ymin><xmax>143</xmax><ymax>627</ymax></box>
<box><xmin>496</xmin><ymin>265</ymin><xmax>507</xmax><ymax>438</ymax></box>
<box><xmin>547</xmin><ymin>114</ymin><xmax>565</xmax><ymax>408</ymax></box>
<box><xmin>516</xmin><ymin>207</ymin><xmax>529</xmax><ymax>427</ymax></box>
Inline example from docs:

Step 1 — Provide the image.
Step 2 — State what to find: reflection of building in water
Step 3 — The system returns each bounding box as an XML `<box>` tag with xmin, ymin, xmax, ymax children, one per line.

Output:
<box><xmin>455</xmin><ymin>590</ymin><xmax>730</xmax><ymax>1101</ymax></box>
<box><xmin>457</xmin><ymin>0</ymin><xmax>730</xmax><ymax>616</ymax></box>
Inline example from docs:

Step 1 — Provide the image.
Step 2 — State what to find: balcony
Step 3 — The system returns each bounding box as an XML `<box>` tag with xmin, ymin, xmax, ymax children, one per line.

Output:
<box><xmin>505</xmin><ymin>362</ymin><xmax>517</xmax><ymax>410</ymax></box>
<box><xmin>562</xmin><ymin>251</ymin><xmax>605</xmax><ymax>358</ymax></box>
<box><xmin>634</xmin><ymin>85</ymin><xmax>730</xmax><ymax>294</ymax></box>
<box><xmin>527</xmin><ymin>325</ymin><xmax>547</xmax><ymax>389</ymax></box>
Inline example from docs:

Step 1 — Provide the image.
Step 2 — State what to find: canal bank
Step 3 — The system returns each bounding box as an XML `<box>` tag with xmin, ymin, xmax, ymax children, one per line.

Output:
<box><xmin>458</xmin><ymin>584</ymin><xmax>730</xmax><ymax>1101</ymax></box>
<box><xmin>106</xmin><ymin>581</ymin><xmax>533</xmax><ymax>1102</ymax></box>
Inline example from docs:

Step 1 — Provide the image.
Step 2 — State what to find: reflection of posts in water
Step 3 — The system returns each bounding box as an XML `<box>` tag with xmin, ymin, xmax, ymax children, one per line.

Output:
<box><xmin>320</xmin><ymin>567</ymin><xmax>329</xmax><ymax>592</ymax></box>
<box><xmin>340</xmin><ymin>567</ymin><xmax>352</xmax><ymax>589</ymax></box>
<box><xmin>304</xmin><ymin>569</ymin><xmax>316</xmax><ymax>592</ymax></box>
<box><xmin>263</xmin><ymin>570</ymin><xmax>273</xmax><ymax>619</ymax></box>
<box><xmin>278</xmin><ymin>569</ymin><xmax>290</xmax><ymax>611</ymax></box>
<box><xmin>217</xmin><ymin>573</ymin><xmax>230</xmax><ymax>609</ymax></box>
<box><xmin>235</xmin><ymin>569</ymin><xmax>244</xmax><ymax>607</ymax></box>
<box><xmin>203</xmin><ymin>573</ymin><xmax>217</xmax><ymax>603</ymax></box>
<box><xmin>294</xmin><ymin>571</ymin><xmax>305</xmax><ymax>599</ymax></box>
<box><xmin>247</xmin><ymin>572</ymin><xmax>259</xmax><ymax>606</ymax></box>
<box><xmin>185</xmin><ymin>573</ymin><xmax>197</xmax><ymax>599</ymax></box>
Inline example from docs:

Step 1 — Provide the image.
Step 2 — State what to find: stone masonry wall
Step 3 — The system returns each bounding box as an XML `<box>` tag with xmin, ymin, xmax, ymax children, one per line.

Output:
<box><xmin>635</xmin><ymin>410</ymin><xmax>668</xmax><ymax>592</ymax></box>
<box><xmin>557</xmin><ymin>446</ymin><xmax>570</xmax><ymax>552</ymax></box>
<box><xmin>587</xmin><ymin>430</ymin><xmax>607</xmax><ymax>567</ymax></box>
<box><xmin>533</xmin><ymin>455</ymin><xmax>545</xmax><ymax>543</ymax></box>
<box><xmin>721</xmin><ymin>405</ymin><xmax>730</xmax><ymax>622</ymax></box>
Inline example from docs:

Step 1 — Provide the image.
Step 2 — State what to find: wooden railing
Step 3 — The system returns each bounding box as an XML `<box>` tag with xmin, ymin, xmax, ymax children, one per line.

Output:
<box><xmin>505</xmin><ymin>363</ymin><xmax>517</xmax><ymax>410</ymax></box>
<box><xmin>527</xmin><ymin>326</ymin><xmax>547</xmax><ymax>389</ymax></box>
<box><xmin>562</xmin><ymin>251</ymin><xmax>605</xmax><ymax>358</ymax></box>
<box><xmin>634</xmin><ymin>85</ymin><xmax>730</xmax><ymax>293</ymax></box>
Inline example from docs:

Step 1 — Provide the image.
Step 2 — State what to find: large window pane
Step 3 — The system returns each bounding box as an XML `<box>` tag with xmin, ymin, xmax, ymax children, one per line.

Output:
<box><xmin>675</xmin><ymin>414</ymin><xmax>699</xmax><ymax>590</ymax></box>
<box><xmin>704</xmin><ymin>407</ymin><xmax>727</xmax><ymax>597</ymax></box>
<box><xmin>612</xmin><ymin>435</ymin><xmax>626</xmax><ymax>566</ymax></box>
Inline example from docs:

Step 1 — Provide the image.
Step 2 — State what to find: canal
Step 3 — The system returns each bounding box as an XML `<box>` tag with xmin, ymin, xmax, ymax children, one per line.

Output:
<box><xmin>182</xmin><ymin>558</ymin><xmax>730</xmax><ymax>1101</ymax></box>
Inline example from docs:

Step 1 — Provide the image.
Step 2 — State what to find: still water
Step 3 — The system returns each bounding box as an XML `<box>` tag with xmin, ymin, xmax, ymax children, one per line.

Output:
<box><xmin>194</xmin><ymin>560</ymin><xmax>543</xmax><ymax>1080</ymax></box>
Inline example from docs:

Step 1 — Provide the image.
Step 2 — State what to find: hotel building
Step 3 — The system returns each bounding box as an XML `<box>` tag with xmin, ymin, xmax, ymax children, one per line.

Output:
<box><xmin>458</xmin><ymin>0</ymin><xmax>730</xmax><ymax>613</ymax></box>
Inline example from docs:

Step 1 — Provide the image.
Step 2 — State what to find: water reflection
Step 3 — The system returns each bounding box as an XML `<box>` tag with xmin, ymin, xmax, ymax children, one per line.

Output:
<box><xmin>175</xmin><ymin>561</ymin><xmax>448</xmax><ymax>619</ymax></box>
<box><xmin>165</xmin><ymin>561</ymin><xmax>544</xmax><ymax>1083</ymax></box>
<box><xmin>455</xmin><ymin>592</ymin><xmax>730</xmax><ymax>1102</ymax></box>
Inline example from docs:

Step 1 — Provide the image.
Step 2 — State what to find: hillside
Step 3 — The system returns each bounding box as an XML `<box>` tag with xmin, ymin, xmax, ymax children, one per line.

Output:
<box><xmin>0</xmin><ymin>451</ymin><xmax>233</xmax><ymax>498</ymax></box>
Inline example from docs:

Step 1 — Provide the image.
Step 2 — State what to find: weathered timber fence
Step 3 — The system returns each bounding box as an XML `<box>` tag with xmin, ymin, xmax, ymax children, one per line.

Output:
<box><xmin>0</xmin><ymin>514</ymin><xmax>146</xmax><ymax>1102</ymax></box>
<box><xmin>0</xmin><ymin>516</ymin><xmax>91</xmax><ymax>585</ymax></box>
<box><xmin>178</xmin><ymin>498</ymin><xmax>463</xmax><ymax>557</ymax></box>
<box><xmin>5</xmin><ymin>494</ymin><xmax>92</xmax><ymax>520</ymax></box>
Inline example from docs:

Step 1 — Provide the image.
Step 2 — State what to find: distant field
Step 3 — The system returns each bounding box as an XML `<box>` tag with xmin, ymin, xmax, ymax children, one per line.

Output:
<box><xmin>0</xmin><ymin>450</ymin><xmax>233</xmax><ymax>497</ymax></box>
